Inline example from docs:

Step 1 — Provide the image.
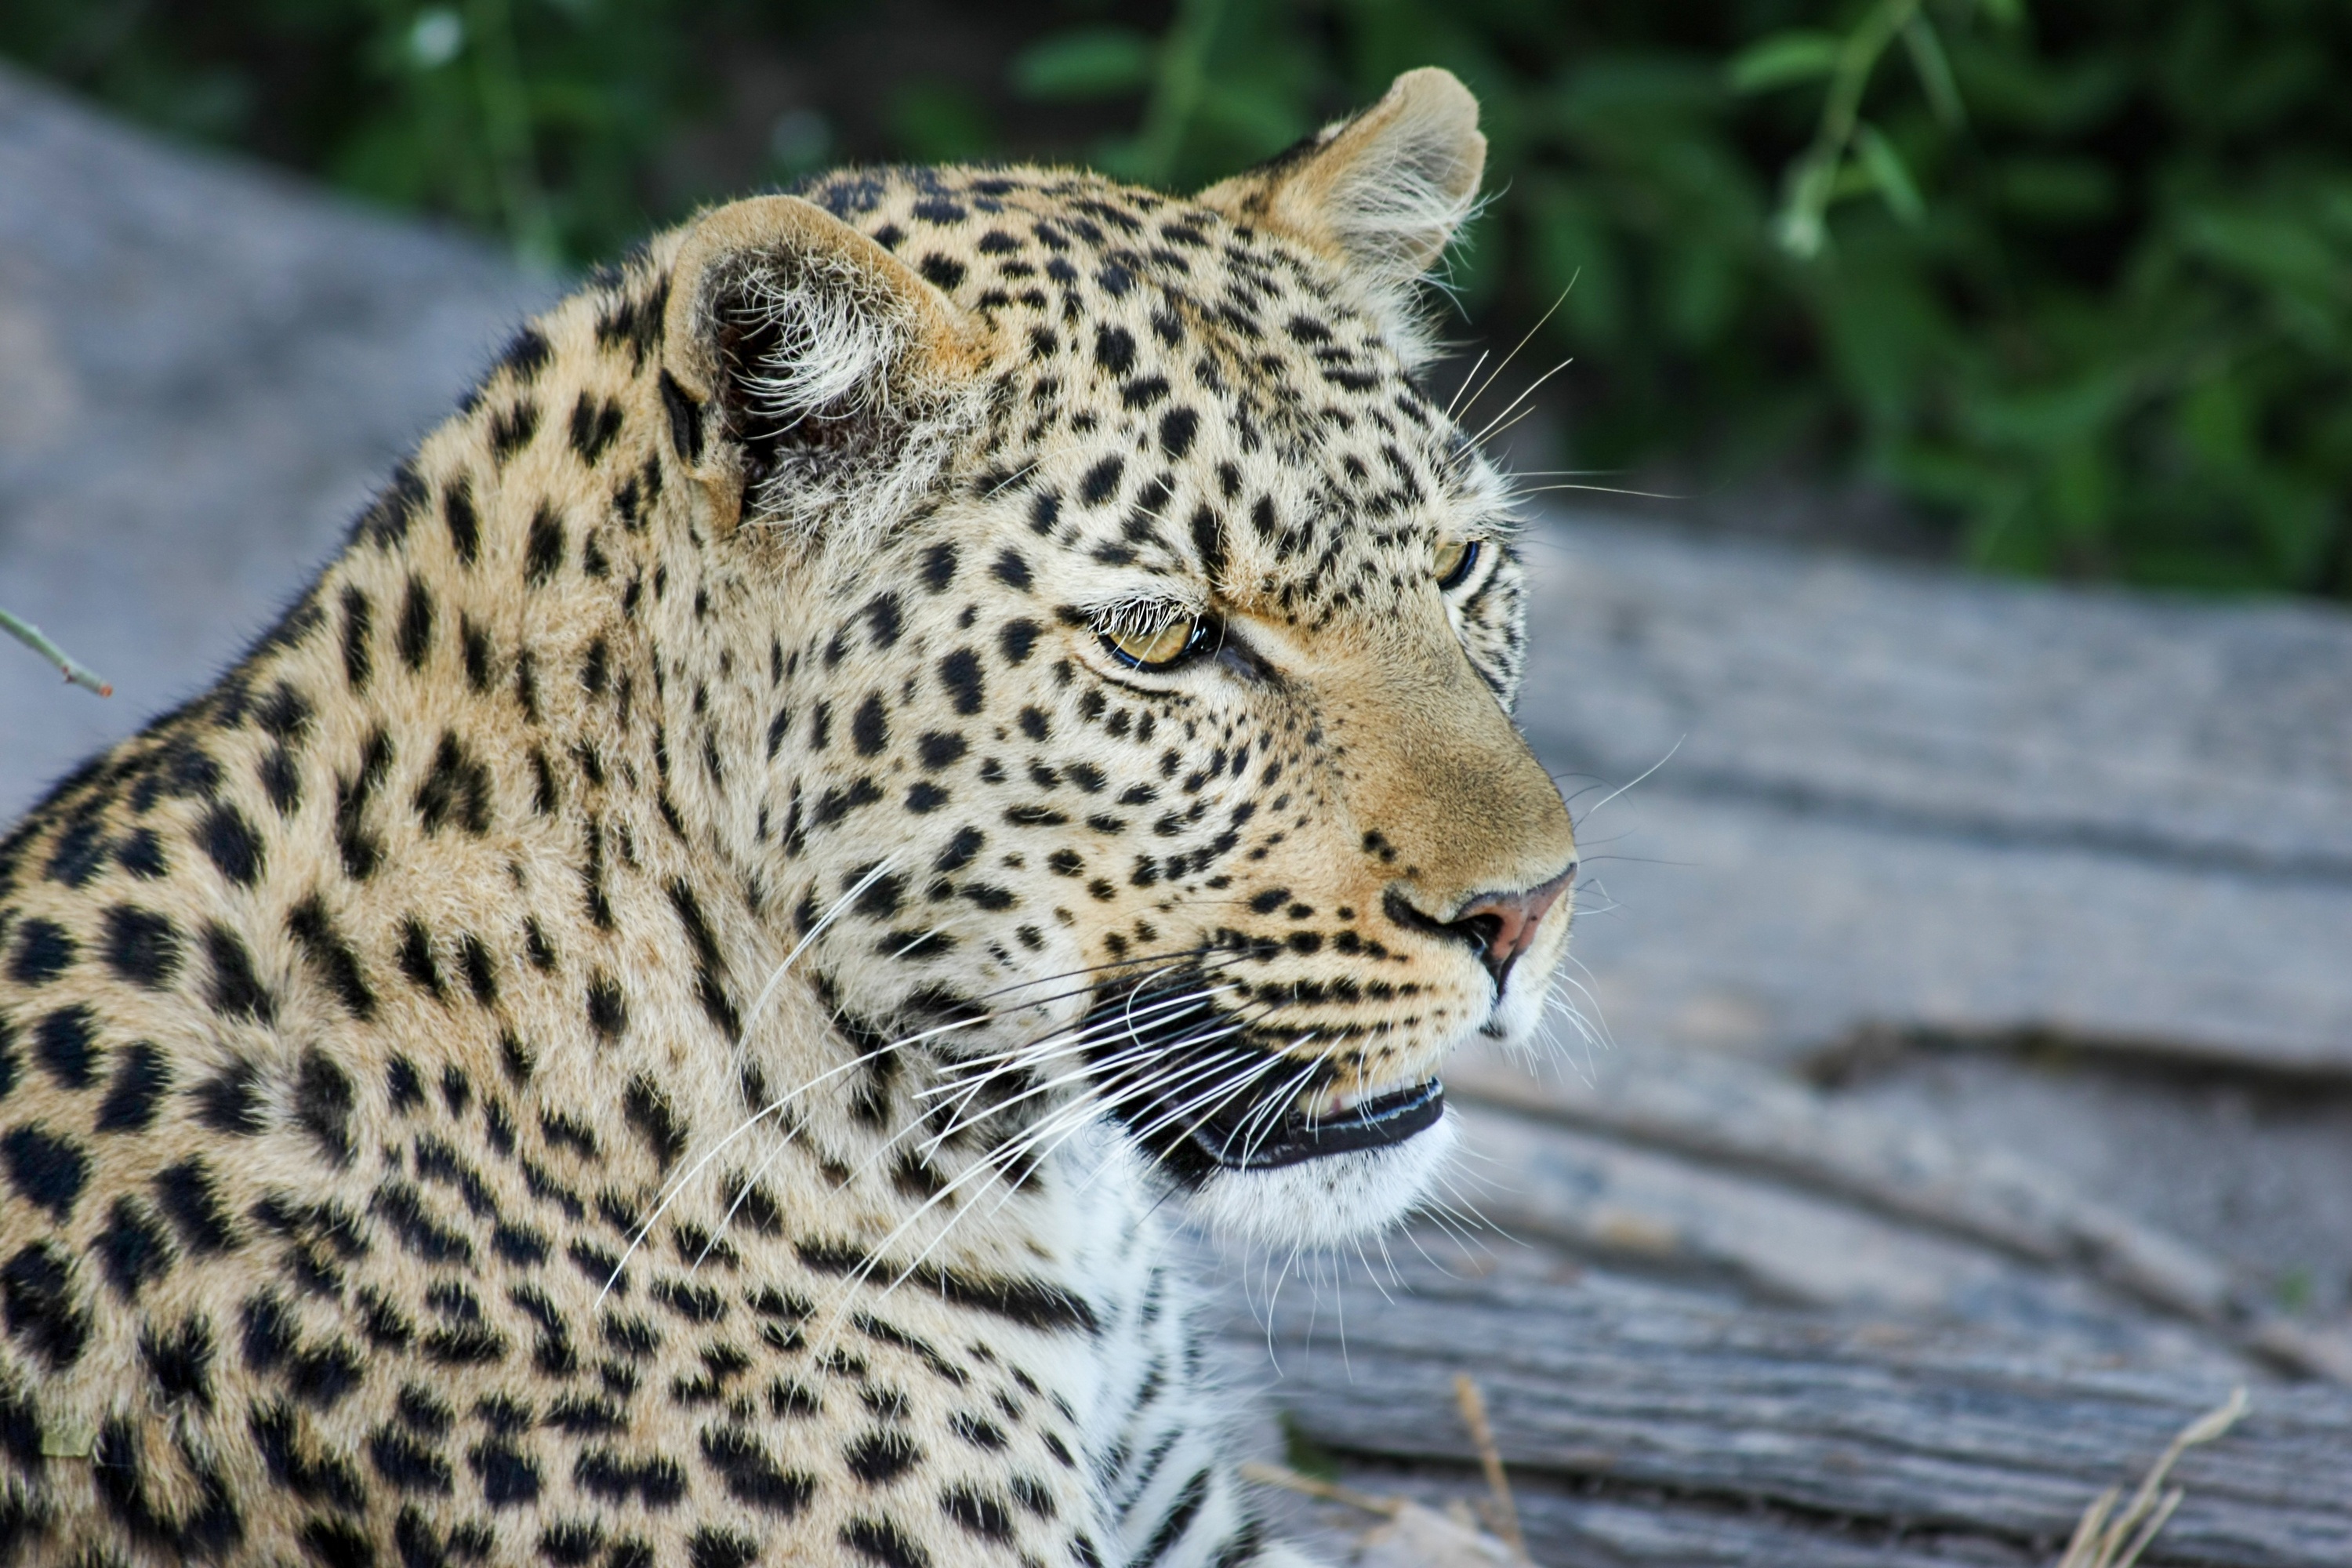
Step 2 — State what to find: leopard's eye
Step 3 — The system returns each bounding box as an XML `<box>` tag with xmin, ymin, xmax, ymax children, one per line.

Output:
<box><xmin>1102</xmin><ymin>612</ymin><xmax>1206</xmax><ymax>669</ymax></box>
<box><xmin>1434</xmin><ymin>538</ymin><xmax>1481</xmax><ymax>590</ymax></box>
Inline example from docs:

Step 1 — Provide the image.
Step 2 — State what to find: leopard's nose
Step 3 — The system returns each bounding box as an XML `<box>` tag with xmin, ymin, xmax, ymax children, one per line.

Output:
<box><xmin>1386</xmin><ymin>862</ymin><xmax>1576</xmax><ymax>989</ymax></box>
<box><xmin>1444</xmin><ymin>865</ymin><xmax>1575</xmax><ymax>988</ymax></box>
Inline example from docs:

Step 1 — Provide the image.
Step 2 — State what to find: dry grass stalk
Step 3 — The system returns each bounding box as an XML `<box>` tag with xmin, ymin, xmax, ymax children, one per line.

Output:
<box><xmin>1238</xmin><ymin>1461</ymin><xmax>1404</xmax><ymax>1519</ymax></box>
<box><xmin>2056</xmin><ymin>1387</ymin><xmax>2249</xmax><ymax>1568</ymax></box>
<box><xmin>1452</xmin><ymin>1375</ymin><xmax>1527</xmax><ymax>1561</ymax></box>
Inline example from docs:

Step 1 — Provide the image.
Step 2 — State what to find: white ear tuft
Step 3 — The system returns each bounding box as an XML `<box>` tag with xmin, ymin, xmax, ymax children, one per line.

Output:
<box><xmin>727</xmin><ymin>250</ymin><xmax>907</xmax><ymax>432</ymax></box>
<box><xmin>662</xmin><ymin>195</ymin><xmax>989</xmax><ymax>545</ymax></box>
<box><xmin>1196</xmin><ymin>68</ymin><xmax>1486</xmax><ymax>367</ymax></box>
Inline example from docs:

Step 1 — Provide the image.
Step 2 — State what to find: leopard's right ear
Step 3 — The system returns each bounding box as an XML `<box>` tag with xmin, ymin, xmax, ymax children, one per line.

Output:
<box><xmin>658</xmin><ymin>194</ymin><xmax>991</xmax><ymax>539</ymax></box>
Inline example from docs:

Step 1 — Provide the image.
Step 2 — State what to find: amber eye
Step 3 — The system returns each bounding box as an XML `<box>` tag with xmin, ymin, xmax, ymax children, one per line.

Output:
<box><xmin>1102</xmin><ymin>612</ymin><xmax>1207</xmax><ymax>669</ymax></box>
<box><xmin>1434</xmin><ymin>538</ymin><xmax>1482</xmax><ymax>590</ymax></box>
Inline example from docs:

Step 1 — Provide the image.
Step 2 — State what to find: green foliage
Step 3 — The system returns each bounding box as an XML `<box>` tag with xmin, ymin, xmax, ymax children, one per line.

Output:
<box><xmin>10</xmin><ymin>0</ymin><xmax>2352</xmax><ymax>595</ymax></box>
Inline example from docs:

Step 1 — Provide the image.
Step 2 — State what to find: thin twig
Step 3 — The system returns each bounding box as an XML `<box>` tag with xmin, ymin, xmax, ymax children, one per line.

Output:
<box><xmin>1454</xmin><ymin>1375</ymin><xmax>1527</xmax><ymax>1560</ymax></box>
<box><xmin>1</xmin><ymin>608</ymin><xmax>111</xmax><ymax>696</ymax></box>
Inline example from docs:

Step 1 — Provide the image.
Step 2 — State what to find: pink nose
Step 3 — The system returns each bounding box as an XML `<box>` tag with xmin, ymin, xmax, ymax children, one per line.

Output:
<box><xmin>1450</xmin><ymin>866</ymin><xmax>1574</xmax><ymax>987</ymax></box>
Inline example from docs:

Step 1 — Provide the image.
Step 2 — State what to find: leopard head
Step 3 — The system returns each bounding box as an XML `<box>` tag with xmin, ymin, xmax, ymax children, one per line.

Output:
<box><xmin>637</xmin><ymin>69</ymin><xmax>1575</xmax><ymax>1247</ymax></box>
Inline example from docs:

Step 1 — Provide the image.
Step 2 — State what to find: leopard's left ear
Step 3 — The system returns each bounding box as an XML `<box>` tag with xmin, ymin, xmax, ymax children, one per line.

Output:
<box><xmin>658</xmin><ymin>194</ymin><xmax>992</xmax><ymax>539</ymax></box>
<box><xmin>1196</xmin><ymin>67</ymin><xmax>1484</xmax><ymax>365</ymax></box>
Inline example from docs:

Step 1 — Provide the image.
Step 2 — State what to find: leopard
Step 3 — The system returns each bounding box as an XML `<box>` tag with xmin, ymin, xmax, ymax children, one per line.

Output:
<box><xmin>0</xmin><ymin>66</ymin><xmax>1577</xmax><ymax>1568</ymax></box>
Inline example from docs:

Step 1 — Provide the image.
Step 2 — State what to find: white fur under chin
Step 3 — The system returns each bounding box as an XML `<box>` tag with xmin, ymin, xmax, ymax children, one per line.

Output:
<box><xmin>1179</xmin><ymin>1110</ymin><xmax>1458</xmax><ymax>1248</ymax></box>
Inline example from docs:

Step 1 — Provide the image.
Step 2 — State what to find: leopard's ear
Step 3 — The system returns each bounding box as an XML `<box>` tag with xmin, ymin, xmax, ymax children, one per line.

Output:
<box><xmin>1196</xmin><ymin>67</ymin><xmax>1484</xmax><ymax>365</ymax></box>
<box><xmin>659</xmin><ymin>194</ymin><xmax>991</xmax><ymax>539</ymax></box>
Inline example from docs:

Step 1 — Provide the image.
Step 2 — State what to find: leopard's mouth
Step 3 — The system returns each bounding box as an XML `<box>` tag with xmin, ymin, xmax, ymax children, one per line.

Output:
<box><xmin>1183</xmin><ymin>1076</ymin><xmax>1445</xmax><ymax>1170</ymax></box>
<box><xmin>1080</xmin><ymin>974</ymin><xmax>1448</xmax><ymax>1181</ymax></box>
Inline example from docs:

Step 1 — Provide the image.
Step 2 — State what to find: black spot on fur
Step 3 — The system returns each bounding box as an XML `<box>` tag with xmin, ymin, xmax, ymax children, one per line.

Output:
<box><xmin>103</xmin><ymin>905</ymin><xmax>182</xmax><ymax>989</ymax></box>
<box><xmin>8</xmin><ymin>917</ymin><xmax>74</xmax><ymax>985</ymax></box>
<box><xmin>295</xmin><ymin>1049</ymin><xmax>358</xmax><ymax>1167</ymax></box>
<box><xmin>194</xmin><ymin>1057</ymin><xmax>267</xmax><ymax>1135</ymax></box>
<box><xmin>199</xmin><ymin>804</ymin><xmax>264</xmax><ymax>886</ymax></box>
<box><xmin>398</xmin><ymin>918</ymin><xmax>448</xmax><ymax>1002</ymax></box>
<box><xmin>690</xmin><ymin>1526</ymin><xmax>760</xmax><ymax>1568</ymax></box>
<box><xmin>142</xmin><ymin>1314</ymin><xmax>216</xmax><ymax>1407</ymax></box>
<box><xmin>358</xmin><ymin>463</ymin><xmax>430</xmax><ymax>548</ymax></box>
<box><xmin>416</xmin><ymin>731</ymin><xmax>495</xmax><ymax>835</ymax></box>
<box><xmin>587</xmin><ymin>974</ymin><xmax>627</xmax><ymax>1041</ymax></box>
<box><xmin>1080</xmin><ymin>456</ymin><xmax>1124</xmax><ymax>505</ymax></box>
<box><xmin>1</xmin><ymin>1242</ymin><xmax>89</xmax><ymax>1369</ymax></box>
<box><xmin>468</xmin><ymin>1438</ymin><xmax>543</xmax><ymax>1508</ymax></box>
<box><xmin>339</xmin><ymin>585</ymin><xmax>374</xmax><ymax>691</ymax></box>
<box><xmin>2</xmin><ymin>1124</ymin><xmax>88</xmax><ymax>1221</ymax></box>
<box><xmin>1094</xmin><ymin>324</ymin><xmax>1136</xmax><ymax>376</ymax></box>
<box><xmin>701</xmin><ymin>1425</ymin><xmax>815</xmax><ymax>1515</ymax></box>
<box><xmin>156</xmin><ymin>1158</ymin><xmax>240</xmax><ymax>1254</ymax></box>
<box><xmin>569</xmin><ymin>392</ymin><xmax>625</xmax><ymax>466</ymax></box>
<box><xmin>939</xmin><ymin>649</ymin><xmax>984</xmax><ymax>714</ymax></box>
<box><xmin>96</xmin><ymin>1041</ymin><xmax>170</xmax><ymax>1133</ymax></box>
<box><xmin>844</xmin><ymin>1428</ymin><xmax>921</xmax><ymax>1485</ymax></box>
<box><xmin>445</xmin><ymin>477</ymin><xmax>482</xmax><ymax>564</ymax></box>
<box><xmin>622</xmin><ymin>1076</ymin><xmax>688</xmax><ymax>1170</ymax></box>
<box><xmin>369</xmin><ymin>1424</ymin><xmax>455</xmax><ymax>1494</ymax></box>
<box><xmin>96</xmin><ymin>1196</ymin><xmax>174</xmax><ymax>1298</ymax></box>
<box><xmin>660</xmin><ymin>371</ymin><xmax>706</xmax><ymax>463</ymax></box>
<box><xmin>490</xmin><ymin>398</ymin><xmax>539</xmax><ymax>462</ymax></box>
<box><xmin>397</xmin><ymin>575</ymin><xmax>435</xmax><ymax>668</ymax></box>
<box><xmin>288</xmin><ymin>897</ymin><xmax>376</xmax><ymax>1019</ymax></box>
<box><xmin>942</xmin><ymin>1484</ymin><xmax>1014</xmax><ymax>1541</ymax></box>
<box><xmin>524</xmin><ymin>506</ymin><xmax>566</xmax><ymax>585</ymax></box>
<box><xmin>498</xmin><ymin>325</ymin><xmax>553</xmax><ymax>383</ymax></box>
<box><xmin>204</xmin><ymin>921</ymin><xmax>276</xmax><ymax>1023</ymax></box>
<box><xmin>34</xmin><ymin>1004</ymin><xmax>98</xmax><ymax>1090</ymax></box>
<box><xmin>841</xmin><ymin>1514</ymin><xmax>930</xmax><ymax>1568</ymax></box>
<box><xmin>331</xmin><ymin>727</ymin><xmax>394</xmax><ymax>880</ymax></box>
<box><xmin>851</xmin><ymin>694</ymin><xmax>890</xmax><ymax>756</ymax></box>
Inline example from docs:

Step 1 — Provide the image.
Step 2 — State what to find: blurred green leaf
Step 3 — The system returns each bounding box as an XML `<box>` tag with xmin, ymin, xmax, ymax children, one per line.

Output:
<box><xmin>1991</xmin><ymin>157</ymin><xmax>2116</xmax><ymax>222</ymax></box>
<box><xmin>1855</xmin><ymin>123</ymin><xmax>1924</xmax><ymax>225</ymax></box>
<box><xmin>887</xmin><ymin>79</ymin><xmax>997</xmax><ymax>163</ymax></box>
<box><xmin>1900</xmin><ymin>15</ymin><xmax>1963</xmax><ymax>128</ymax></box>
<box><xmin>1726</xmin><ymin>31</ymin><xmax>1841</xmax><ymax>93</ymax></box>
<box><xmin>1011</xmin><ymin>27</ymin><xmax>1156</xmax><ymax>101</ymax></box>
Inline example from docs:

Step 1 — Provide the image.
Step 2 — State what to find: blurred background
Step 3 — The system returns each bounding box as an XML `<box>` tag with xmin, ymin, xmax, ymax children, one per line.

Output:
<box><xmin>6</xmin><ymin>4</ymin><xmax>2352</xmax><ymax>1562</ymax></box>
<box><xmin>14</xmin><ymin>0</ymin><xmax>2352</xmax><ymax>590</ymax></box>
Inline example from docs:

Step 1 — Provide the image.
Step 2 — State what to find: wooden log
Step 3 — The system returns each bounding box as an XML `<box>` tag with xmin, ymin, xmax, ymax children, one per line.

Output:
<box><xmin>1229</xmin><ymin>1260</ymin><xmax>2352</xmax><ymax>1567</ymax></box>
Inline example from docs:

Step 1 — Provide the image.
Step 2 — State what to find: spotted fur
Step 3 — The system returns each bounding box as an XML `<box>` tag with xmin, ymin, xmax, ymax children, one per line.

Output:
<box><xmin>0</xmin><ymin>69</ymin><xmax>1574</xmax><ymax>1568</ymax></box>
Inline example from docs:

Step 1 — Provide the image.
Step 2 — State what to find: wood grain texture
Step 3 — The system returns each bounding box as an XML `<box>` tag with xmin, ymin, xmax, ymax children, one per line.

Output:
<box><xmin>1232</xmin><ymin>1261</ymin><xmax>2352</xmax><ymax>1567</ymax></box>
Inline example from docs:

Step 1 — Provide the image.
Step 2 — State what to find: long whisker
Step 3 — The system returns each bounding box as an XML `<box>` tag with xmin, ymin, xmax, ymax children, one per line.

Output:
<box><xmin>738</xmin><ymin>856</ymin><xmax>902</xmax><ymax>1043</ymax></box>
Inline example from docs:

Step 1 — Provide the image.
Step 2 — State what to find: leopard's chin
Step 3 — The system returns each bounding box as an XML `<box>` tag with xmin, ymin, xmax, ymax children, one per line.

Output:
<box><xmin>1178</xmin><ymin>1108</ymin><xmax>1457</xmax><ymax>1247</ymax></box>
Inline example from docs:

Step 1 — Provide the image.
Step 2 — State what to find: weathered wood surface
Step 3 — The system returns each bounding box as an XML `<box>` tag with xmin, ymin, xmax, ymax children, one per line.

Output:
<box><xmin>1229</xmin><ymin>1258</ymin><xmax>2352</xmax><ymax>1568</ymax></box>
<box><xmin>1515</xmin><ymin>523</ymin><xmax>2352</xmax><ymax>1076</ymax></box>
<box><xmin>1448</xmin><ymin>1047</ymin><xmax>2234</xmax><ymax>1320</ymax></box>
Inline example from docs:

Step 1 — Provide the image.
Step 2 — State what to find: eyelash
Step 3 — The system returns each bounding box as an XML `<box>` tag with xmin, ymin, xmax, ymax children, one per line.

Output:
<box><xmin>1094</xmin><ymin>604</ymin><xmax>1214</xmax><ymax>670</ymax></box>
